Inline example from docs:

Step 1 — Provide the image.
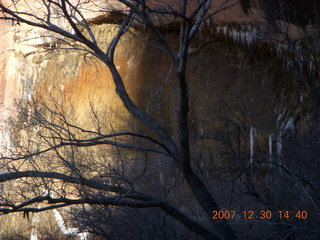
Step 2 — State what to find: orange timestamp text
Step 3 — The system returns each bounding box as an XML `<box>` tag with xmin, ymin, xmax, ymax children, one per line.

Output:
<box><xmin>212</xmin><ymin>210</ymin><xmax>308</xmax><ymax>220</ymax></box>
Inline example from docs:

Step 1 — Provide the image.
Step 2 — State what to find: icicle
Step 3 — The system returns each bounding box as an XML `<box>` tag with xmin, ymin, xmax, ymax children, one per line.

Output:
<box><xmin>245</xmin><ymin>32</ymin><xmax>249</xmax><ymax>47</ymax></box>
<box><xmin>30</xmin><ymin>212</ymin><xmax>39</xmax><ymax>240</ymax></box>
<box><xmin>241</xmin><ymin>32</ymin><xmax>246</xmax><ymax>45</ymax></box>
<box><xmin>159</xmin><ymin>159</ymin><xmax>163</xmax><ymax>184</ymax></box>
<box><xmin>172</xmin><ymin>176</ymin><xmax>175</xmax><ymax>185</ymax></box>
<box><xmin>310</xmin><ymin>56</ymin><xmax>315</xmax><ymax>76</ymax></box>
<box><xmin>250</xmin><ymin>126</ymin><xmax>255</xmax><ymax>165</ymax></box>
<box><xmin>0</xmin><ymin>124</ymin><xmax>10</xmax><ymax>156</ymax></box>
<box><xmin>216</xmin><ymin>26</ymin><xmax>221</xmax><ymax>35</ymax></box>
<box><xmin>160</xmin><ymin>173</ymin><xmax>164</xmax><ymax>184</ymax></box>
<box><xmin>299</xmin><ymin>54</ymin><xmax>304</xmax><ymax>65</ymax></box>
<box><xmin>246</xmin><ymin>32</ymin><xmax>250</xmax><ymax>45</ymax></box>
<box><xmin>276</xmin><ymin>42</ymin><xmax>281</xmax><ymax>57</ymax></box>
<box><xmin>78</xmin><ymin>232</ymin><xmax>89</xmax><ymax>240</ymax></box>
<box><xmin>282</xmin><ymin>43</ymin><xmax>289</xmax><ymax>50</ymax></box>
<box><xmin>309</xmin><ymin>61</ymin><xmax>313</xmax><ymax>74</ymax></box>
<box><xmin>233</xmin><ymin>29</ymin><xmax>239</xmax><ymax>42</ymax></box>
<box><xmin>268</xmin><ymin>134</ymin><xmax>273</xmax><ymax>168</ymax></box>
<box><xmin>229</xmin><ymin>29</ymin><xmax>234</xmax><ymax>41</ymax></box>
<box><xmin>277</xmin><ymin>136</ymin><xmax>282</xmax><ymax>175</ymax></box>
<box><xmin>300</xmin><ymin>93</ymin><xmax>304</xmax><ymax>103</ymax></box>
<box><xmin>53</xmin><ymin>209</ymin><xmax>88</xmax><ymax>240</ymax></box>
<box><xmin>286</xmin><ymin>60</ymin><xmax>293</xmax><ymax>71</ymax></box>
<box><xmin>284</xmin><ymin>117</ymin><xmax>295</xmax><ymax>137</ymax></box>
<box><xmin>53</xmin><ymin>209</ymin><xmax>69</xmax><ymax>235</ymax></box>
<box><xmin>222</xmin><ymin>26</ymin><xmax>228</xmax><ymax>36</ymax></box>
<box><xmin>227</xmin><ymin>28</ymin><xmax>232</xmax><ymax>38</ymax></box>
<box><xmin>240</xmin><ymin>31</ymin><xmax>245</xmax><ymax>44</ymax></box>
<box><xmin>251</xmin><ymin>26</ymin><xmax>257</xmax><ymax>39</ymax></box>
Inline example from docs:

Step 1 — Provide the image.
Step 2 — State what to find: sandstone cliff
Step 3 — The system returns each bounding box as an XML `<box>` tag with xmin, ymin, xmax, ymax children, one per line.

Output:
<box><xmin>0</xmin><ymin>1</ymin><xmax>319</xmax><ymax>239</ymax></box>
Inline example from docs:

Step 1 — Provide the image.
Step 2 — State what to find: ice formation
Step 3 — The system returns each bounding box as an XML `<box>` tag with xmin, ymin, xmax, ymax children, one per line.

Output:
<box><xmin>53</xmin><ymin>209</ymin><xmax>89</xmax><ymax>240</ymax></box>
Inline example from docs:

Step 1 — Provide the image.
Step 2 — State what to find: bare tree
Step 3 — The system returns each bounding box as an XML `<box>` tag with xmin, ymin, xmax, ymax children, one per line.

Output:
<box><xmin>0</xmin><ymin>0</ymin><xmax>240</xmax><ymax>239</ymax></box>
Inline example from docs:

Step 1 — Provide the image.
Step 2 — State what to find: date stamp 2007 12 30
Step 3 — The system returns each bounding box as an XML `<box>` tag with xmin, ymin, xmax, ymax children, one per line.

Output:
<box><xmin>212</xmin><ymin>210</ymin><xmax>308</xmax><ymax>221</ymax></box>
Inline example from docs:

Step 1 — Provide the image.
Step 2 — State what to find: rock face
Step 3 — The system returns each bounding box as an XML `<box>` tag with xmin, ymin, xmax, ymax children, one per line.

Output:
<box><xmin>0</xmin><ymin>16</ymin><xmax>14</xmax><ymax>111</ymax></box>
<box><xmin>0</xmin><ymin>0</ymin><xmax>316</xmax><ymax>186</ymax></box>
<box><xmin>0</xmin><ymin>0</ymin><xmax>314</xmax><ymax>120</ymax></box>
<box><xmin>0</xmin><ymin>1</ymin><xmax>318</xmax><ymax>238</ymax></box>
<box><xmin>0</xmin><ymin>15</ymin><xmax>311</xmax><ymax>162</ymax></box>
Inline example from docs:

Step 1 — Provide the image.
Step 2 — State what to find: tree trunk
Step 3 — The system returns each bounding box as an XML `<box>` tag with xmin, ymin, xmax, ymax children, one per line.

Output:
<box><xmin>184</xmin><ymin>168</ymin><xmax>238</xmax><ymax>240</ymax></box>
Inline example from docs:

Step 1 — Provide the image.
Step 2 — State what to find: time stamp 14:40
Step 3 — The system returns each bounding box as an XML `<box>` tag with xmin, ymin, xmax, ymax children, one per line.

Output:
<box><xmin>212</xmin><ymin>210</ymin><xmax>308</xmax><ymax>220</ymax></box>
